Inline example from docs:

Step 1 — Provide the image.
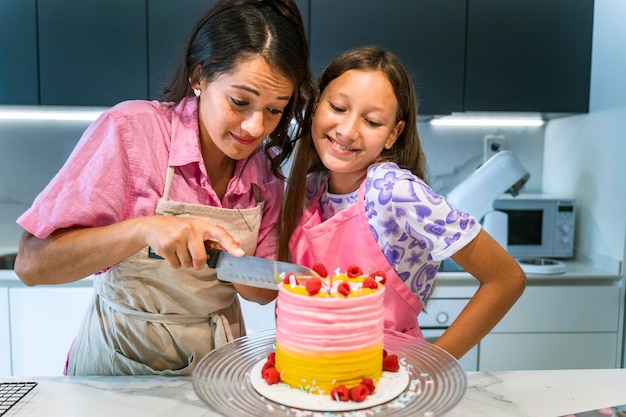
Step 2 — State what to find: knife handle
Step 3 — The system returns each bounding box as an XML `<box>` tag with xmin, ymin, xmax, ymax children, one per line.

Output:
<box><xmin>147</xmin><ymin>246</ymin><xmax>222</xmax><ymax>268</ymax></box>
<box><xmin>205</xmin><ymin>248</ymin><xmax>222</xmax><ymax>268</ymax></box>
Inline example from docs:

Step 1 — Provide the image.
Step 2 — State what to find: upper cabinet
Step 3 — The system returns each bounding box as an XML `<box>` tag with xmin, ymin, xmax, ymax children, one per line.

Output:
<box><xmin>309</xmin><ymin>0</ymin><xmax>466</xmax><ymax>115</ymax></box>
<box><xmin>148</xmin><ymin>0</ymin><xmax>219</xmax><ymax>101</ymax></box>
<box><xmin>148</xmin><ymin>0</ymin><xmax>308</xmax><ymax>100</ymax></box>
<box><xmin>0</xmin><ymin>0</ymin><xmax>38</xmax><ymax>105</ymax></box>
<box><xmin>0</xmin><ymin>0</ymin><xmax>594</xmax><ymax>113</ymax></box>
<box><xmin>38</xmin><ymin>0</ymin><xmax>148</xmax><ymax>106</ymax></box>
<box><xmin>464</xmin><ymin>0</ymin><xmax>594</xmax><ymax>113</ymax></box>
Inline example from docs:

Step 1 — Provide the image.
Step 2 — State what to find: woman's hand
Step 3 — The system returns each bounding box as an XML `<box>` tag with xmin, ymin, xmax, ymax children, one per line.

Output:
<box><xmin>142</xmin><ymin>215</ymin><xmax>245</xmax><ymax>270</ymax></box>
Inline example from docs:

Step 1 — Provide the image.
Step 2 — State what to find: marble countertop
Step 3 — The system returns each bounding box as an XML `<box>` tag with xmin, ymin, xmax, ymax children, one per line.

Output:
<box><xmin>1</xmin><ymin>250</ymin><xmax>619</xmax><ymax>288</ymax></box>
<box><xmin>3</xmin><ymin>368</ymin><xmax>625</xmax><ymax>417</ymax></box>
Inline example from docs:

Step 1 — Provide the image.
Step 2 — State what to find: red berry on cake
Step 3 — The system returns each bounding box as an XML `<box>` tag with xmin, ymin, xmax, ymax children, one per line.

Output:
<box><xmin>330</xmin><ymin>386</ymin><xmax>350</xmax><ymax>402</ymax></box>
<box><xmin>262</xmin><ymin>367</ymin><xmax>281</xmax><ymax>385</ymax></box>
<box><xmin>383</xmin><ymin>349</ymin><xmax>388</xmax><ymax>359</ymax></box>
<box><xmin>368</xmin><ymin>270</ymin><xmax>387</xmax><ymax>284</ymax></box>
<box><xmin>347</xmin><ymin>264</ymin><xmax>363</xmax><ymax>278</ymax></box>
<box><xmin>262</xmin><ymin>360</ymin><xmax>274</xmax><ymax>372</ymax></box>
<box><xmin>311</xmin><ymin>262</ymin><xmax>328</xmax><ymax>278</ymax></box>
<box><xmin>362</xmin><ymin>276</ymin><xmax>378</xmax><ymax>289</ymax></box>
<box><xmin>337</xmin><ymin>281</ymin><xmax>351</xmax><ymax>296</ymax></box>
<box><xmin>267</xmin><ymin>352</ymin><xmax>276</xmax><ymax>365</ymax></box>
<box><xmin>305</xmin><ymin>277</ymin><xmax>323</xmax><ymax>295</ymax></box>
<box><xmin>383</xmin><ymin>353</ymin><xmax>400</xmax><ymax>372</ymax></box>
<box><xmin>361</xmin><ymin>377</ymin><xmax>376</xmax><ymax>394</ymax></box>
<box><xmin>282</xmin><ymin>272</ymin><xmax>296</xmax><ymax>285</ymax></box>
<box><xmin>349</xmin><ymin>384</ymin><xmax>370</xmax><ymax>402</ymax></box>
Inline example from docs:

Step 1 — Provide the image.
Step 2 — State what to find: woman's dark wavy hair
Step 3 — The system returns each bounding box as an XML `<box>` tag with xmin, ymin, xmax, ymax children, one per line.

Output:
<box><xmin>278</xmin><ymin>45</ymin><xmax>428</xmax><ymax>261</ymax></box>
<box><xmin>161</xmin><ymin>0</ymin><xmax>314</xmax><ymax>180</ymax></box>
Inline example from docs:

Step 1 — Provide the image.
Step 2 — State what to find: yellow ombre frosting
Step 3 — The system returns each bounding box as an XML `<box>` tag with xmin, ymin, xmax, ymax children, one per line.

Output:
<box><xmin>275</xmin><ymin>275</ymin><xmax>385</xmax><ymax>394</ymax></box>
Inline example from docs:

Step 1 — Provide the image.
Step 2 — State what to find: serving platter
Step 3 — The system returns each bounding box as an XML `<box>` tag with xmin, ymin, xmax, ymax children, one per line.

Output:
<box><xmin>192</xmin><ymin>329</ymin><xmax>466</xmax><ymax>416</ymax></box>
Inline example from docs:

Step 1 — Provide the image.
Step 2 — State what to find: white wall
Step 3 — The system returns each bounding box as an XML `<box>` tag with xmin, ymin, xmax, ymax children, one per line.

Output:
<box><xmin>543</xmin><ymin>0</ymin><xmax>626</xmax><ymax>267</ymax></box>
<box><xmin>0</xmin><ymin>119</ymin><xmax>87</xmax><ymax>247</ymax></box>
<box><xmin>420</xmin><ymin>123</ymin><xmax>544</xmax><ymax>196</ymax></box>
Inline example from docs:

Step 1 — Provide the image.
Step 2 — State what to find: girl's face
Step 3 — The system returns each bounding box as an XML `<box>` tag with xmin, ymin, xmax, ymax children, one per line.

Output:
<box><xmin>195</xmin><ymin>55</ymin><xmax>294</xmax><ymax>160</ymax></box>
<box><xmin>312</xmin><ymin>69</ymin><xmax>405</xmax><ymax>194</ymax></box>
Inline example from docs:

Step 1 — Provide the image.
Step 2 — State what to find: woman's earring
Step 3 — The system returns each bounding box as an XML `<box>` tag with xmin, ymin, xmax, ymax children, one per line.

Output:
<box><xmin>193</xmin><ymin>88</ymin><xmax>201</xmax><ymax>97</ymax></box>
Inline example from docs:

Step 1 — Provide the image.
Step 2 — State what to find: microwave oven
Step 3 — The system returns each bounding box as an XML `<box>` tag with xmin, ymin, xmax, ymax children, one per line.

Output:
<box><xmin>492</xmin><ymin>194</ymin><xmax>576</xmax><ymax>259</ymax></box>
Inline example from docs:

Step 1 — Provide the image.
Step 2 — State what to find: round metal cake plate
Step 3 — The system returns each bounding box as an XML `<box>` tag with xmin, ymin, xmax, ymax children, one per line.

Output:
<box><xmin>192</xmin><ymin>329</ymin><xmax>467</xmax><ymax>417</ymax></box>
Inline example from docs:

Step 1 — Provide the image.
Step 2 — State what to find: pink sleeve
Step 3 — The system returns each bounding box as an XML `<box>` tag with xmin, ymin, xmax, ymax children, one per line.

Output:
<box><xmin>17</xmin><ymin>111</ymin><xmax>132</xmax><ymax>238</ymax></box>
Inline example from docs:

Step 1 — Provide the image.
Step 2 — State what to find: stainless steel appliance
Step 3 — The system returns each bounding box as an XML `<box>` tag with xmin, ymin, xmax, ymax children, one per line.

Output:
<box><xmin>493</xmin><ymin>194</ymin><xmax>576</xmax><ymax>259</ymax></box>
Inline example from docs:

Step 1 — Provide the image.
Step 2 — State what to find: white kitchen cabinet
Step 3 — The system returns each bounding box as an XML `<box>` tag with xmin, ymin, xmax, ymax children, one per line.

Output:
<box><xmin>480</xmin><ymin>333</ymin><xmax>618</xmax><ymax>370</ymax></box>
<box><xmin>0</xmin><ymin>288</ymin><xmax>10</xmax><ymax>375</ymax></box>
<box><xmin>9</xmin><ymin>286</ymin><xmax>94</xmax><ymax>376</ymax></box>
<box><xmin>478</xmin><ymin>285</ymin><xmax>621</xmax><ymax>371</ymax></box>
<box><xmin>5</xmin><ymin>287</ymin><xmax>269</xmax><ymax>376</ymax></box>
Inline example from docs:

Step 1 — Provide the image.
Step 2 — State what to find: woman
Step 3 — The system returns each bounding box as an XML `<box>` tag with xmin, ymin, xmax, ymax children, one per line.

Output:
<box><xmin>14</xmin><ymin>0</ymin><xmax>313</xmax><ymax>375</ymax></box>
<box><xmin>279</xmin><ymin>46</ymin><xmax>525</xmax><ymax>360</ymax></box>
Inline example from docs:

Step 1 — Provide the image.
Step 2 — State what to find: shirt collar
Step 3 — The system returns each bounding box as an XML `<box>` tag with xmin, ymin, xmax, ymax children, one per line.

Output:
<box><xmin>167</xmin><ymin>97</ymin><xmax>272</xmax><ymax>195</ymax></box>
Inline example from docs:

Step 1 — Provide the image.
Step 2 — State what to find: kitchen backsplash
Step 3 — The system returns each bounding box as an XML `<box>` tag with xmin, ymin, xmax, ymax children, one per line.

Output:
<box><xmin>0</xmin><ymin>114</ymin><xmax>544</xmax><ymax>247</ymax></box>
<box><xmin>0</xmin><ymin>119</ymin><xmax>91</xmax><ymax>247</ymax></box>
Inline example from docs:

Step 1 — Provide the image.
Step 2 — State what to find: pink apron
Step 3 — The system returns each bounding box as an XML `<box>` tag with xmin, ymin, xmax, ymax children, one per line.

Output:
<box><xmin>290</xmin><ymin>178</ymin><xmax>424</xmax><ymax>339</ymax></box>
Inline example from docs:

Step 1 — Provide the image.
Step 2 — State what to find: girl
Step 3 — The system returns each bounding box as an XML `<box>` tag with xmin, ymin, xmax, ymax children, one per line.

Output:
<box><xmin>279</xmin><ymin>46</ymin><xmax>525</xmax><ymax>360</ymax></box>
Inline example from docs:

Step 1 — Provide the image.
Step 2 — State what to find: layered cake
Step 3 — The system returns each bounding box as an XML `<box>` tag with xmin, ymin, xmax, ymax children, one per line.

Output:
<box><xmin>261</xmin><ymin>264</ymin><xmax>399</xmax><ymax>402</ymax></box>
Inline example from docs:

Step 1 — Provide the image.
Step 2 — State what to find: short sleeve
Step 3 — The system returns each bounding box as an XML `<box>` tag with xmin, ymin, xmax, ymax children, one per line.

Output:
<box><xmin>365</xmin><ymin>163</ymin><xmax>481</xmax><ymax>301</ymax></box>
<box><xmin>17</xmin><ymin>110</ymin><xmax>132</xmax><ymax>238</ymax></box>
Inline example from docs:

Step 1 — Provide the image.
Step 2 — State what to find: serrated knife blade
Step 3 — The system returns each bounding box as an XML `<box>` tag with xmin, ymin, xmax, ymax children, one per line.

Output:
<box><xmin>148</xmin><ymin>247</ymin><xmax>315</xmax><ymax>290</ymax></box>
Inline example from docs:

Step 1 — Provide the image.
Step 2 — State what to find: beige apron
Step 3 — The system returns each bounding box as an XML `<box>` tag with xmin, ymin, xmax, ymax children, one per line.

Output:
<box><xmin>67</xmin><ymin>166</ymin><xmax>263</xmax><ymax>375</ymax></box>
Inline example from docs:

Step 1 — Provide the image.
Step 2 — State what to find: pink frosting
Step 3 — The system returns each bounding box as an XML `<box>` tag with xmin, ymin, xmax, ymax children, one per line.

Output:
<box><xmin>275</xmin><ymin>285</ymin><xmax>385</xmax><ymax>353</ymax></box>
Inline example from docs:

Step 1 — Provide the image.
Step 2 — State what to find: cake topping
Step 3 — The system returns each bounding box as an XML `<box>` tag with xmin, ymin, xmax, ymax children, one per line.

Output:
<box><xmin>361</xmin><ymin>377</ymin><xmax>376</xmax><ymax>394</ymax></box>
<box><xmin>262</xmin><ymin>367</ymin><xmax>281</xmax><ymax>385</ymax></box>
<box><xmin>305</xmin><ymin>276</ymin><xmax>323</xmax><ymax>295</ymax></box>
<box><xmin>383</xmin><ymin>353</ymin><xmax>400</xmax><ymax>372</ymax></box>
<box><xmin>312</xmin><ymin>262</ymin><xmax>329</xmax><ymax>278</ymax></box>
<box><xmin>337</xmin><ymin>281</ymin><xmax>351</xmax><ymax>296</ymax></box>
<box><xmin>368</xmin><ymin>270</ymin><xmax>387</xmax><ymax>284</ymax></box>
<box><xmin>279</xmin><ymin>263</ymin><xmax>384</xmax><ymax>298</ymax></box>
<box><xmin>347</xmin><ymin>264</ymin><xmax>363</xmax><ymax>278</ymax></box>
<box><xmin>349</xmin><ymin>384</ymin><xmax>369</xmax><ymax>402</ymax></box>
<box><xmin>330</xmin><ymin>386</ymin><xmax>350</xmax><ymax>402</ymax></box>
<box><xmin>362</xmin><ymin>276</ymin><xmax>378</xmax><ymax>289</ymax></box>
<box><xmin>282</xmin><ymin>272</ymin><xmax>296</xmax><ymax>285</ymax></box>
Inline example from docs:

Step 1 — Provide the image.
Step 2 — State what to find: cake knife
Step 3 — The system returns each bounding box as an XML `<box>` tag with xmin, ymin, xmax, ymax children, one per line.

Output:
<box><xmin>147</xmin><ymin>247</ymin><xmax>315</xmax><ymax>290</ymax></box>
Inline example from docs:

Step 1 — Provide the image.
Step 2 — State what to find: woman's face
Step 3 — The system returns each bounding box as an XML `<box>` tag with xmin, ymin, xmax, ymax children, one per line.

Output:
<box><xmin>311</xmin><ymin>69</ymin><xmax>405</xmax><ymax>194</ymax></box>
<box><xmin>196</xmin><ymin>55</ymin><xmax>294</xmax><ymax>160</ymax></box>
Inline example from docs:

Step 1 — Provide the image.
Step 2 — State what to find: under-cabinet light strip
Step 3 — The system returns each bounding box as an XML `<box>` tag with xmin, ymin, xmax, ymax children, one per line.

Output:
<box><xmin>430</xmin><ymin>117</ymin><xmax>545</xmax><ymax>127</ymax></box>
<box><xmin>0</xmin><ymin>107</ymin><xmax>107</xmax><ymax>121</ymax></box>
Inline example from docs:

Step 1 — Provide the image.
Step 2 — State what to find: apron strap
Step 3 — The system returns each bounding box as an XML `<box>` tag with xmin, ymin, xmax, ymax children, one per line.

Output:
<box><xmin>162</xmin><ymin>166</ymin><xmax>176</xmax><ymax>201</ymax></box>
<box><xmin>210</xmin><ymin>313</ymin><xmax>235</xmax><ymax>347</ymax></box>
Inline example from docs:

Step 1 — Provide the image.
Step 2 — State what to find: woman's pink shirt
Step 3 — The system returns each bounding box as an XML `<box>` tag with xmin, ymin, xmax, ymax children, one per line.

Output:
<box><xmin>17</xmin><ymin>98</ymin><xmax>283</xmax><ymax>259</ymax></box>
